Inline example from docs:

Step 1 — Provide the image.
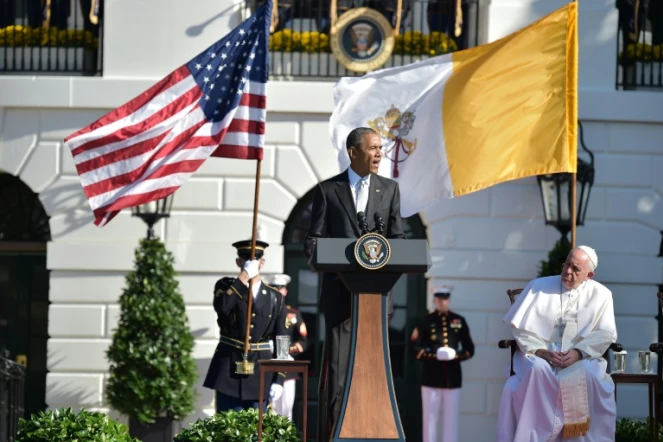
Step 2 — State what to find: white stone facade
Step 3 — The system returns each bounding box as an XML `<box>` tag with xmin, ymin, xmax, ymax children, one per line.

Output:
<box><xmin>1</xmin><ymin>0</ymin><xmax>662</xmax><ymax>439</ymax></box>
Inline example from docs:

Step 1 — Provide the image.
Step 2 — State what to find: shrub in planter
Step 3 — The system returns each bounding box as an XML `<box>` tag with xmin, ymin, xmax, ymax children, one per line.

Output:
<box><xmin>538</xmin><ymin>239</ymin><xmax>572</xmax><ymax>277</ymax></box>
<box><xmin>615</xmin><ymin>417</ymin><xmax>663</xmax><ymax>442</ymax></box>
<box><xmin>106</xmin><ymin>237</ymin><xmax>197</xmax><ymax>427</ymax></box>
<box><xmin>16</xmin><ymin>408</ymin><xmax>139</xmax><ymax>442</ymax></box>
<box><xmin>174</xmin><ymin>408</ymin><xmax>301</xmax><ymax>442</ymax></box>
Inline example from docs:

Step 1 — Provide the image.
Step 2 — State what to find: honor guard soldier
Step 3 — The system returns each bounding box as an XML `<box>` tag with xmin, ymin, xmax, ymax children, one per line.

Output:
<box><xmin>410</xmin><ymin>285</ymin><xmax>475</xmax><ymax>442</ymax></box>
<box><xmin>268</xmin><ymin>274</ymin><xmax>309</xmax><ymax>420</ymax></box>
<box><xmin>203</xmin><ymin>239</ymin><xmax>288</xmax><ymax>412</ymax></box>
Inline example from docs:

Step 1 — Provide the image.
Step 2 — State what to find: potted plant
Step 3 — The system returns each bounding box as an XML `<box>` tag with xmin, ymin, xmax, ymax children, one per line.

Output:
<box><xmin>538</xmin><ymin>238</ymin><xmax>572</xmax><ymax>277</ymax></box>
<box><xmin>174</xmin><ymin>408</ymin><xmax>301</xmax><ymax>442</ymax></box>
<box><xmin>615</xmin><ymin>417</ymin><xmax>663</xmax><ymax>442</ymax></box>
<box><xmin>106</xmin><ymin>237</ymin><xmax>198</xmax><ymax>442</ymax></box>
<box><xmin>16</xmin><ymin>408</ymin><xmax>139</xmax><ymax>442</ymax></box>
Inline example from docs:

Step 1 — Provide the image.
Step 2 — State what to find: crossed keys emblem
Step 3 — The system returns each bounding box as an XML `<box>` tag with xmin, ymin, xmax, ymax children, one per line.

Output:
<box><xmin>368</xmin><ymin>105</ymin><xmax>417</xmax><ymax>178</ymax></box>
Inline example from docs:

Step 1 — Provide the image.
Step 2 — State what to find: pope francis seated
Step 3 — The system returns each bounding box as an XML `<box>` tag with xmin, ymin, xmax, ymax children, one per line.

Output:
<box><xmin>497</xmin><ymin>245</ymin><xmax>617</xmax><ymax>442</ymax></box>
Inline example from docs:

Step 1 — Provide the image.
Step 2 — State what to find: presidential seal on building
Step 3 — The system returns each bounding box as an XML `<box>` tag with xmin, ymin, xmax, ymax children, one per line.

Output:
<box><xmin>354</xmin><ymin>232</ymin><xmax>392</xmax><ymax>270</ymax></box>
<box><xmin>330</xmin><ymin>7</ymin><xmax>395</xmax><ymax>73</ymax></box>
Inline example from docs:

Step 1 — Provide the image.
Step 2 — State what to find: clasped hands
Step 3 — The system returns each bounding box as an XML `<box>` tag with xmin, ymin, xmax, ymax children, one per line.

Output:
<box><xmin>535</xmin><ymin>348</ymin><xmax>583</xmax><ymax>368</ymax></box>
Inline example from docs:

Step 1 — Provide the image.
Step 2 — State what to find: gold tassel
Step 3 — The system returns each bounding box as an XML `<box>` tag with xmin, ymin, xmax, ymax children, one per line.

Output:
<box><xmin>330</xmin><ymin>0</ymin><xmax>338</xmax><ymax>31</ymax></box>
<box><xmin>628</xmin><ymin>0</ymin><xmax>640</xmax><ymax>41</ymax></box>
<box><xmin>89</xmin><ymin>0</ymin><xmax>99</xmax><ymax>25</ymax></box>
<box><xmin>454</xmin><ymin>0</ymin><xmax>462</xmax><ymax>38</ymax></box>
<box><xmin>562</xmin><ymin>418</ymin><xmax>591</xmax><ymax>439</ymax></box>
<box><xmin>393</xmin><ymin>0</ymin><xmax>403</xmax><ymax>36</ymax></box>
<box><xmin>42</xmin><ymin>0</ymin><xmax>51</xmax><ymax>28</ymax></box>
<box><xmin>270</xmin><ymin>0</ymin><xmax>279</xmax><ymax>33</ymax></box>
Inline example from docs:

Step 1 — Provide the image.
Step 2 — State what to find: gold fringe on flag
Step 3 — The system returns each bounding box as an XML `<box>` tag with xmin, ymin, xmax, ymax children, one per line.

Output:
<box><xmin>270</xmin><ymin>0</ymin><xmax>279</xmax><ymax>33</ymax></box>
<box><xmin>562</xmin><ymin>418</ymin><xmax>591</xmax><ymax>439</ymax></box>
<box><xmin>393</xmin><ymin>0</ymin><xmax>403</xmax><ymax>36</ymax></box>
<box><xmin>454</xmin><ymin>0</ymin><xmax>462</xmax><ymax>37</ymax></box>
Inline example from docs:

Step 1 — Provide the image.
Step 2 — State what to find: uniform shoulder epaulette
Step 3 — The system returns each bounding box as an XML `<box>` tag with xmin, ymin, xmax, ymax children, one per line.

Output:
<box><xmin>214</xmin><ymin>277</ymin><xmax>237</xmax><ymax>297</ymax></box>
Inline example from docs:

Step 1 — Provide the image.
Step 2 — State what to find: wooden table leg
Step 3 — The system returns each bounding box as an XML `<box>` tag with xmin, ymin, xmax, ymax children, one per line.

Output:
<box><xmin>303</xmin><ymin>369</ymin><xmax>308</xmax><ymax>442</ymax></box>
<box><xmin>258</xmin><ymin>367</ymin><xmax>264</xmax><ymax>442</ymax></box>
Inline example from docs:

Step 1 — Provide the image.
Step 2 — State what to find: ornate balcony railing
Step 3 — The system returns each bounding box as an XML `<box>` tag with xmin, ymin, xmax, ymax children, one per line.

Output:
<box><xmin>616</xmin><ymin>0</ymin><xmax>663</xmax><ymax>90</ymax></box>
<box><xmin>0</xmin><ymin>350</ymin><xmax>26</xmax><ymax>442</ymax></box>
<box><xmin>0</xmin><ymin>0</ymin><xmax>103</xmax><ymax>75</ymax></box>
<box><xmin>245</xmin><ymin>0</ymin><xmax>479</xmax><ymax>78</ymax></box>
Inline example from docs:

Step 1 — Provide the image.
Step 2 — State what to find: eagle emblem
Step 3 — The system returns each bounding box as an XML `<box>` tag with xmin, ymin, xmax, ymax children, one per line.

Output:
<box><xmin>354</xmin><ymin>233</ymin><xmax>391</xmax><ymax>270</ymax></box>
<box><xmin>363</xmin><ymin>240</ymin><xmax>384</xmax><ymax>264</ymax></box>
<box><xmin>350</xmin><ymin>22</ymin><xmax>380</xmax><ymax>58</ymax></box>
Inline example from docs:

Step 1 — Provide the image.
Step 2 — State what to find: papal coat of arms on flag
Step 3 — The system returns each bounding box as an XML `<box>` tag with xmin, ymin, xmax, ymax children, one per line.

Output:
<box><xmin>368</xmin><ymin>105</ymin><xmax>418</xmax><ymax>178</ymax></box>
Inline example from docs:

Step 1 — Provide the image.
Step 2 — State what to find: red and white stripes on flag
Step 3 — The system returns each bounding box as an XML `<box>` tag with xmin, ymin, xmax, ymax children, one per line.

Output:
<box><xmin>64</xmin><ymin>1</ymin><xmax>271</xmax><ymax>227</ymax></box>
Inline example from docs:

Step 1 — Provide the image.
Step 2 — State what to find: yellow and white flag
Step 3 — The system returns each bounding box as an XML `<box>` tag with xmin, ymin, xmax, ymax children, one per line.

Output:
<box><xmin>330</xmin><ymin>2</ymin><xmax>578</xmax><ymax>217</ymax></box>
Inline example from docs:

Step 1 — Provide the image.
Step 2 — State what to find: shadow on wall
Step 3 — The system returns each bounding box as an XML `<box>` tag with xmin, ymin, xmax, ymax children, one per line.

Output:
<box><xmin>185</xmin><ymin>3</ymin><xmax>245</xmax><ymax>37</ymax></box>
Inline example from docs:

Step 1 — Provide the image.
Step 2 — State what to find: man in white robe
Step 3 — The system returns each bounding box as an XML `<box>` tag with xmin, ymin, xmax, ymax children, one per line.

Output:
<box><xmin>497</xmin><ymin>245</ymin><xmax>617</xmax><ymax>442</ymax></box>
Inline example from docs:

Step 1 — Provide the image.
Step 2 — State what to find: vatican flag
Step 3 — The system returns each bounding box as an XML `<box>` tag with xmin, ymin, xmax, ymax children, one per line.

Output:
<box><xmin>330</xmin><ymin>2</ymin><xmax>578</xmax><ymax>218</ymax></box>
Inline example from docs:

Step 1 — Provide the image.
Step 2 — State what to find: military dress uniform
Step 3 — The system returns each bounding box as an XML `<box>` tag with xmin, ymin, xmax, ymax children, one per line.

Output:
<box><xmin>410</xmin><ymin>287</ymin><xmax>475</xmax><ymax>442</ymax></box>
<box><xmin>267</xmin><ymin>274</ymin><xmax>309</xmax><ymax>420</ymax></box>
<box><xmin>203</xmin><ymin>240</ymin><xmax>288</xmax><ymax>412</ymax></box>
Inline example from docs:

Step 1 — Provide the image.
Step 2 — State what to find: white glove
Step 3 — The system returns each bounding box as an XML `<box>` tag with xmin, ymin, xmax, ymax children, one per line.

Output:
<box><xmin>436</xmin><ymin>347</ymin><xmax>457</xmax><ymax>361</ymax></box>
<box><xmin>269</xmin><ymin>383</ymin><xmax>283</xmax><ymax>402</ymax></box>
<box><xmin>242</xmin><ymin>260</ymin><xmax>260</xmax><ymax>279</ymax></box>
<box><xmin>269</xmin><ymin>340</ymin><xmax>274</xmax><ymax>353</ymax></box>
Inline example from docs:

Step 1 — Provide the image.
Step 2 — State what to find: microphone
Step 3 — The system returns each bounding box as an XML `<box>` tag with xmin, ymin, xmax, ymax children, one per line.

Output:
<box><xmin>374</xmin><ymin>213</ymin><xmax>385</xmax><ymax>235</ymax></box>
<box><xmin>357</xmin><ymin>211</ymin><xmax>369</xmax><ymax>235</ymax></box>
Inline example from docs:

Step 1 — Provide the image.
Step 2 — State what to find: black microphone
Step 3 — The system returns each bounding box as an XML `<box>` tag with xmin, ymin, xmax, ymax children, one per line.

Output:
<box><xmin>357</xmin><ymin>211</ymin><xmax>369</xmax><ymax>235</ymax></box>
<box><xmin>374</xmin><ymin>213</ymin><xmax>385</xmax><ymax>235</ymax></box>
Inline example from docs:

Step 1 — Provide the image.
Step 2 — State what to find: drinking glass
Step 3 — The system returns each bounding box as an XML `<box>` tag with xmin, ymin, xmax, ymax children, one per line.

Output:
<box><xmin>276</xmin><ymin>335</ymin><xmax>290</xmax><ymax>360</ymax></box>
<box><xmin>639</xmin><ymin>351</ymin><xmax>651</xmax><ymax>373</ymax></box>
<box><xmin>613</xmin><ymin>351</ymin><xmax>627</xmax><ymax>373</ymax></box>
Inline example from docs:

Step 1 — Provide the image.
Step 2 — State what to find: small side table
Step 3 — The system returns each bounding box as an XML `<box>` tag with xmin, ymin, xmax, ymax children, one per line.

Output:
<box><xmin>611</xmin><ymin>373</ymin><xmax>660</xmax><ymax>441</ymax></box>
<box><xmin>258</xmin><ymin>360</ymin><xmax>310</xmax><ymax>442</ymax></box>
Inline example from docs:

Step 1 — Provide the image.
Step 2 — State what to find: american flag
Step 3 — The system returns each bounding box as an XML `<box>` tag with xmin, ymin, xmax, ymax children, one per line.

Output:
<box><xmin>64</xmin><ymin>1</ymin><xmax>271</xmax><ymax>227</ymax></box>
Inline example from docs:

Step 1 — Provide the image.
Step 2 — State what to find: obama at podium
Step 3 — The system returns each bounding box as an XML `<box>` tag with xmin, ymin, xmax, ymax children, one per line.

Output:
<box><xmin>304</xmin><ymin>127</ymin><xmax>406</xmax><ymax>436</ymax></box>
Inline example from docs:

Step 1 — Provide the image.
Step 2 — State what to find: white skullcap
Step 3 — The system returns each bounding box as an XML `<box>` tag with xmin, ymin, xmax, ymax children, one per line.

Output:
<box><xmin>576</xmin><ymin>245</ymin><xmax>598</xmax><ymax>271</ymax></box>
<box><xmin>268</xmin><ymin>274</ymin><xmax>291</xmax><ymax>287</ymax></box>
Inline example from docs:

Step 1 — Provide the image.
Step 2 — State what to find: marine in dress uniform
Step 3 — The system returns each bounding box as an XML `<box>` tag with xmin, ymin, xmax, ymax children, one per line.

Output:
<box><xmin>410</xmin><ymin>285</ymin><xmax>475</xmax><ymax>442</ymax></box>
<box><xmin>268</xmin><ymin>274</ymin><xmax>309</xmax><ymax>420</ymax></box>
<box><xmin>203</xmin><ymin>240</ymin><xmax>288</xmax><ymax>412</ymax></box>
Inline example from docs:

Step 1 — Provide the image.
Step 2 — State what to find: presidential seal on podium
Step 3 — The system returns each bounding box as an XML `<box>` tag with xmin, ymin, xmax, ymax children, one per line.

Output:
<box><xmin>354</xmin><ymin>232</ymin><xmax>391</xmax><ymax>270</ymax></box>
<box><xmin>330</xmin><ymin>7</ymin><xmax>395</xmax><ymax>73</ymax></box>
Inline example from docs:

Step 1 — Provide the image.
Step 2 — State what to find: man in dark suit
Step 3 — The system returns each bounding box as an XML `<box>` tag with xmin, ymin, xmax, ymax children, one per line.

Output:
<box><xmin>203</xmin><ymin>240</ymin><xmax>288</xmax><ymax>412</ymax></box>
<box><xmin>304</xmin><ymin>127</ymin><xmax>406</xmax><ymax>437</ymax></box>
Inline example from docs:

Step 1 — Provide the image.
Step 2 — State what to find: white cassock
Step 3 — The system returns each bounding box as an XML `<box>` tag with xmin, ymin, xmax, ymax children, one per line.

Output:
<box><xmin>497</xmin><ymin>275</ymin><xmax>617</xmax><ymax>442</ymax></box>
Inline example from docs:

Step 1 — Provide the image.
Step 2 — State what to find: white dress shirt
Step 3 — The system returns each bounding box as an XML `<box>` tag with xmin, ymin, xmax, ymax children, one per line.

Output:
<box><xmin>347</xmin><ymin>167</ymin><xmax>370</xmax><ymax>211</ymax></box>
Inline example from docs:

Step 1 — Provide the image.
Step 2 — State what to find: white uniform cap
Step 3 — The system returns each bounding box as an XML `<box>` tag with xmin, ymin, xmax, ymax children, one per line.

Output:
<box><xmin>576</xmin><ymin>245</ymin><xmax>598</xmax><ymax>271</ymax></box>
<box><xmin>432</xmin><ymin>284</ymin><xmax>454</xmax><ymax>296</ymax></box>
<box><xmin>268</xmin><ymin>274</ymin><xmax>291</xmax><ymax>287</ymax></box>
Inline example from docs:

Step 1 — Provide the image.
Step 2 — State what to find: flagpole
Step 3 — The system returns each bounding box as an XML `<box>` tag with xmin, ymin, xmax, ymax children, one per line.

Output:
<box><xmin>571</xmin><ymin>173</ymin><xmax>577</xmax><ymax>248</ymax></box>
<box><xmin>242</xmin><ymin>159</ymin><xmax>262</xmax><ymax>366</ymax></box>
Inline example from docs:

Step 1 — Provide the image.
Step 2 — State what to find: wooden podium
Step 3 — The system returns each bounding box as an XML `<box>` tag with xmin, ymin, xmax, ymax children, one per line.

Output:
<box><xmin>310</xmin><ymin>237</ymin><xmax>431</xmax><ymax>442</ymax></box>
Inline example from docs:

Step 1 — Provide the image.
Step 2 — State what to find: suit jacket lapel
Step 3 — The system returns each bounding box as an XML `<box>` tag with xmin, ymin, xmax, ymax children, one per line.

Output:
<box><xmin>365</xmin><ymin>174</ymin><xmax>383</xmax><ymax>229</ymax></box>
<box><xmin>335</xmin><ymin>172</ymin><xmax>361</xmax><ymax>236</ymax></box>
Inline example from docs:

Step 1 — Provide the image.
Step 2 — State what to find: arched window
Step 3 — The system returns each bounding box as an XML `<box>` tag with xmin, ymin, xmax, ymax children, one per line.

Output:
<box><xmin>0</xmin><ymin>172</ymin><xmax>50</xmax><ymax>419</ymax></box>
<box><xmin>282</xmin><ymin>185</ymin><xmax>427</xmax><ymax>440</ymax></box>
<box><xmin>0</xmin><ymin>173</ymin><xmax>51</xmax><ymax>242</ymax></box>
